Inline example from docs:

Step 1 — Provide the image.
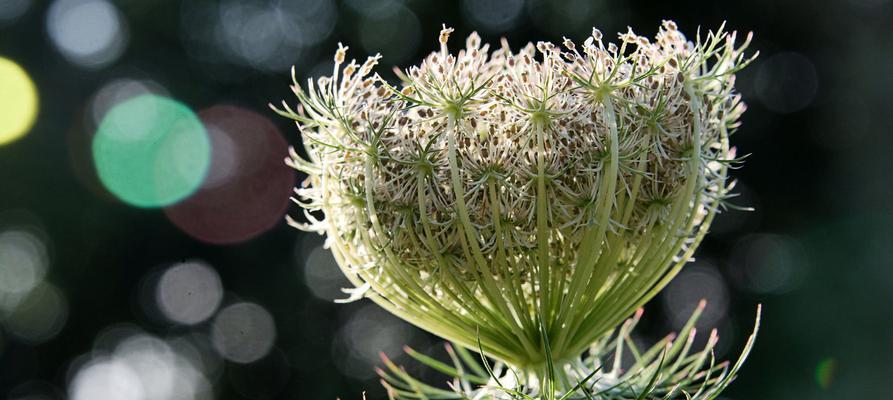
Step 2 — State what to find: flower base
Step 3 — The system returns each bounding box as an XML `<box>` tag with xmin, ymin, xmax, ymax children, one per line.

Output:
<box><xmin>378</xmin><ymin>301</ymin><xmax>760</xmax><ymax>400</ymax></box>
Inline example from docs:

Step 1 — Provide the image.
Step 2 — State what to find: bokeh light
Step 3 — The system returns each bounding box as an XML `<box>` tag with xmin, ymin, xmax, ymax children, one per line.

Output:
<box><xmin>357</xmin><ymin>6</ymin><xmax>421</xmax><ymax>66</ymax></box>
<box><xmin>297</xmin><ymin>236</ymin><xmax>351</xmax><ymax>302</ymax></box>
<box><xmin>92</xmin><ymin>94</ymin><xmax>210</xmax><ymax>208</ymax></box>
<box><xmin>332</xmin><ymin>304</ymin><xmax>427</xmax><ymax>380</ymax></box>
<box><xmin>662</xmin><ymin>261</ymin><xmax>730</xmax><ymax>331</ymax></box>
<box><xmin>4</xmin><ymin>282</ymin><xmax>69</xmax><ymax>344</ymax></box>
<box><xmin>755</xmin><ymin>52</ymin><xmax>818</xmax><ymax>114</ymax></box>
<box><xmin>0</xmin><ymin>57</ymin><xmax>38</xmax><ymax>146</ymax></box>
<box><xmin>180</xmin><ymin>0</ymin><xmax>335</xmax><ymax>75</ymax></box>
<box><xmin>218</xmin><ymin>2</ymin><xmax>291</xmax><ymax>70</ymax></box>
<box><xmin>815</xmin><ymin>357</ymin><xmax>837</xmax><ymax>389</ymax></box>
<box><xmin>68</xmin><ymin>330</ymin><xmax>213</xmax><ymax>400</ymax></box>
<box><xmin>155</xmin><ymin>261</ymin><xmax>223</xmax><ymax>325</ymax></box>
<box><xmin>0</xmin><ymin>0</ymin><xmax>32</xmax><ymax>27</ymax></box>
<box><xmin>67</xmin><ymin>79</ymin><xmax>169</xmax><ymax>201</ymax></box>
<box><xmin>46</xmin><ymin>0</ymin><xmax>128</xmax><ymax>69</ymax></box>
<box><xmin>114</xmin><ymin>335</ymin><xmax>212</xmax><ymax>400</ymax></box>
<box><xmin>69</xmin><ymin>359</ymin><xmax>145</xmax><ymax>400</ymax></box>
<box><xmin>276</xmin><ymin>0</ymin><xmax>337</xmax><ymax>47</ymax></box>
<box><xmin>164</xmin><ymin>106</ymin><xmax>294</xmax><ymax>244</ymax></box>
<box><xmin>91</xmin><ymin>324</ymin><xmax>145</xmax><ymax>356</ymax></box>
<box><xmin>88</xmin><ymin>79</ymin><xmax>169</xmax><ymax>130</ymax></box>
<box><xmin>167</xmin><ymin>333</ymin><xmax>224</xmax><ymax>383</ymax></box>
<box><xmin>0</xmin><ymin>221</ymin><xmax>67</xmax><ymax>346</ymax></box>
<box><xmin>462</xmin><ymin>0</ymin><xmax>524</xmax><ymax>33</ymax></box>
<box><xmin>211</xmin><ymin>302</ymin><xmax>276</xmax><ymax>364</ymax></box>
<box><xmin>729</xmin><ymin>233</ymin><xmax>806</xmax><ymax>294</ymax></box>
<box><xmin>0</xmin><ymin>228</ymin><xmax>48</xmax><ymax>304</ymax></box>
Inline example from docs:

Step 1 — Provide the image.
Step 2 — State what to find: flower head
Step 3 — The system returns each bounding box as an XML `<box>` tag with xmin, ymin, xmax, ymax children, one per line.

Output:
<box><xmin>273</xmin><ymin>21</ymin><xmax>755</xmax><ymax>369</ymax></box>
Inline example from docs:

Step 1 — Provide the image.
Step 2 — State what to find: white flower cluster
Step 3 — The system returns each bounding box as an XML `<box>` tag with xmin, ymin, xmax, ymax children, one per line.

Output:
<box><xmin>273</xmin><ymin>21</ymin><xmax>755</xmax><ymax>369</ymax></box>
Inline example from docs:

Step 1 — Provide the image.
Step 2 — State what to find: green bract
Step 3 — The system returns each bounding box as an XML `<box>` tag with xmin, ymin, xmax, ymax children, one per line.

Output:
<box><xmin>380</xmin><ymin>302</ymin><xmax>760</xmax><ymax>399</ymax></box>
<box><xmin>274</xmin><ymin>20</ymin><xmax>756</xmax><ymax>395</ymax></box>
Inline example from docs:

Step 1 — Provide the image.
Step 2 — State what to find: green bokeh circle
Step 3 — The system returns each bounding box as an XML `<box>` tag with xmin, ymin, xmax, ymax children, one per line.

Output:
<box><xmin>92</xmin><ymin>94</ymin><xmax>210</xmax><ymax>208</ymax></box>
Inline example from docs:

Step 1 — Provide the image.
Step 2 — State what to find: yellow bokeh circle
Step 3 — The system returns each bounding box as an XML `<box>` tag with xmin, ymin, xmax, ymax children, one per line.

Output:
<box><xmin>0</xmin><ymin>57</ymin><xmax>38</xmax><ymax>146</ymax></box>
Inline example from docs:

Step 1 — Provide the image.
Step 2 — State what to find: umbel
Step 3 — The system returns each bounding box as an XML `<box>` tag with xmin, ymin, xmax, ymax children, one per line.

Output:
<box><xmin>274</xmin><ymin>20</ymin><xmax>760</xmax><ymax>399</ymax></box>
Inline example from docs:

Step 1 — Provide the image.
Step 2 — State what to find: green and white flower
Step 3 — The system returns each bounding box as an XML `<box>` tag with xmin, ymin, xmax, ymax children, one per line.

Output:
<box><xmin>274</xmin><ymin>21</ymin><xmax>758</xmax><ymax>398</ymax></box>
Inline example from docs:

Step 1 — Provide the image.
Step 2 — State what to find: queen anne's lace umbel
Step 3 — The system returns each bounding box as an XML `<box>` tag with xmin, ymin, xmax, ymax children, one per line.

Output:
<box><xmin>274</xmin><ymin>21</ymin><xmax>755</xmax><ymax>369</ymax></box>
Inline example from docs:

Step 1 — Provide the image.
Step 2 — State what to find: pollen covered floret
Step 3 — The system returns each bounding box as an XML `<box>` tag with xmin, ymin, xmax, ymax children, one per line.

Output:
<box><xmin>273</xmin><ymin>21</ymin><xmax>755</xmax><ymax>369</ymax></box>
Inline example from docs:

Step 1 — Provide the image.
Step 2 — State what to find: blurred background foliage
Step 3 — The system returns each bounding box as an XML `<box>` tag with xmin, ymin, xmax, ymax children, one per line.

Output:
<box><xmin>0</xmin><ymin>0</ymin><xmax>891</xmax><ymax>399</ymax></box>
